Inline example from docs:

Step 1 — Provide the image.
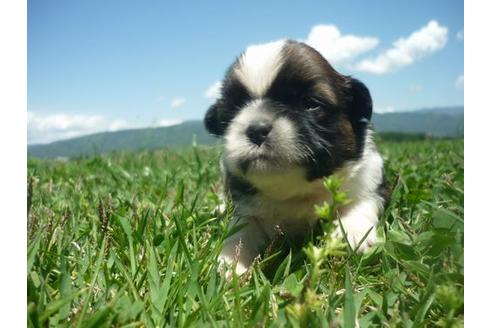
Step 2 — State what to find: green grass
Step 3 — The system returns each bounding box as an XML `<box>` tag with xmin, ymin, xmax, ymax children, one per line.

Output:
<box><xmin>27</xmin><ymin>139</ymin><xmax>464</xmax><ymax>327</ymax></box>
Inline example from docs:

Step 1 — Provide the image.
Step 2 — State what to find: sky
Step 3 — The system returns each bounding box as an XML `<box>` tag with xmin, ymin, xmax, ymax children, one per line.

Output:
<box><xmin>27</xmin><ymin>0</ymin><xmax>464</xmax><ymax>144</ymax></box>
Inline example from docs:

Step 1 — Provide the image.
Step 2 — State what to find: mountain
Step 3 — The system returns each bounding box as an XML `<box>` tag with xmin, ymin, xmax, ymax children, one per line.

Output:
<box><xmin>27</xmin><ymin>120</ymin><xmax>218</xmax><ymax>159</ymax></box>
<box><xmin>28</xmin><ymin>106</ymin><xmax>463</xmax><ymax>159</ymax></box>
<box><xmin>372</xmin><ymin>106</ymin><xmax>464</xmax><ymax>137</ymax></box>
<box><xmin>413</xmin><ymin>106</ymin><xmax>464</xmax><ymax>116</ymax></box>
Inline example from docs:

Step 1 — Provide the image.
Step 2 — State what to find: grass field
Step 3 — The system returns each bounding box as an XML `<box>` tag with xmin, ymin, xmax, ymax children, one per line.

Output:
<box><xmin>27</xmin><ymin>139</ymin><xmax>464</xmax><ymax>327</ymax></box>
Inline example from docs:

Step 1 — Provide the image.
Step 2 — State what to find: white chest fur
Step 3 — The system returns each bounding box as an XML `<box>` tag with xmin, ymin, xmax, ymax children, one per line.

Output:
<box><xmin>234</xmin><ymin>177</ymin><xmax>330</xmax><ymax>238</ymax></box>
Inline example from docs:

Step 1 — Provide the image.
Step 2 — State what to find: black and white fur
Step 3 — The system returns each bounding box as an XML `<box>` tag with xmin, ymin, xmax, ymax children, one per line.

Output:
<box><xmin>205</xmin><ymin>40</ymin><xmax>389</xmax><ymax>275</ymax></box>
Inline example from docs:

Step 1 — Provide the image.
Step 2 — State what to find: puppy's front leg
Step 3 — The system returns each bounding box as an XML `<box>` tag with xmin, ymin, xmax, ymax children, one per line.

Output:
<box><xmin>332</xmin><ymin>196</ymin><xmax>383</xmax><ymax>253</ymax></box>
<box><xmin>219</xmin><ymin>216</ymin><xmax>267</xmax><ymax>275</ymax></box>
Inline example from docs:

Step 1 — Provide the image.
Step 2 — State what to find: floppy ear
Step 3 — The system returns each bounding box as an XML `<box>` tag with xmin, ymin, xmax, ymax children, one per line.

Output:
<box><xmin>346</xmin><ymin>78</ymin><xmax>372</xmax><ymax>125</ymax></box>
<box><xmin>345</xmin><ymin>78</ymin><xmax>372</xmax><ymax>153</ymax></box>
<box><xmin>204</xmin><ymin>102</ymin><xmax>226</xmax><ymax>136</ymax></box>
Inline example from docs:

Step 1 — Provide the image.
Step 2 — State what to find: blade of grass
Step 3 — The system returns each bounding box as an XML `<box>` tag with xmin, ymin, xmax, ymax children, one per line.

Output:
<box><xmin>344</xmin><ymin>267</ymin><xmax>356</xmax><ymax>328</ymax></box>
<box><xmin>75</xmin><ymin>237</ymin><xmax>107</xmax><ymax>327</ymax></box>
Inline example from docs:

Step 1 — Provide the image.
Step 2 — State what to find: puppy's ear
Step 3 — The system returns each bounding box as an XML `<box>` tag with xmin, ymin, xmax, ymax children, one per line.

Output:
<box><xmin>346</xmin><ymin>78</ymin><xmax>372</xmax><ymax>125</ymax></box>
<box><xmin>204</xmin><ymin>102</ymin><xmax>226</xmax><ymax>136</ymax></box>
<box><xmin>345</xmin><ymin>78</ymin><xmax>372</xmax><ymax>153</ymax></box>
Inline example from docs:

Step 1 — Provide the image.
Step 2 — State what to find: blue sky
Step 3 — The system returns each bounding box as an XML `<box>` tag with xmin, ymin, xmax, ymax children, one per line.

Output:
<box><xmin>28</xmin><ymin>0</ymin><xmax>463</xmax><ymax>144</ymax></box>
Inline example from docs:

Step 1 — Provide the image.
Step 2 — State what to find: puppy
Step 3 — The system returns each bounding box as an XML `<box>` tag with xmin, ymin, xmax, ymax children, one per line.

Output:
<box><xmin>204</xmin><ymin>40</ymin><xmax>389</xmax><ymax>275</ymax></box>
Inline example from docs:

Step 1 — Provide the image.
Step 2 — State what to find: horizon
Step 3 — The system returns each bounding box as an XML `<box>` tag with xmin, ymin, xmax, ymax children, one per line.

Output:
<box><xmin>27</xmin><ymin>105</ymin><xmax>463</xmax><ymax>146</ymax></box>
<box><xmin>28</xmin><ymin>0</ymin><xmax>463</xmax><ymax>144</ymax></box>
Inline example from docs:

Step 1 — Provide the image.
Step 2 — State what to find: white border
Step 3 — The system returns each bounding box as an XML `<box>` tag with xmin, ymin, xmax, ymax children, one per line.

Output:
<box><xmin>0</xmin><ymin>0</ymin><xmax>477</xmax><ymax>325</ymax></box>
<box><xmin>0</xmin><ymin>0</ymin><xmax>26</xmax><ymax>324</ymax></box>
<box><xmin>465</xmin><ymin>1</ymin><xmax>492</xmax><ymax>326</ymax></box>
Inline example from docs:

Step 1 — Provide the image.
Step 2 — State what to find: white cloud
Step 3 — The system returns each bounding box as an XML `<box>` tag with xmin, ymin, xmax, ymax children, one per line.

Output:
<box><xmin>456</xmin><ymin>29</ymin><xmax>464</xmax><ymax>41</ymax></box>
<box><xmin>204</xmin><ymin>81</ymin><xmax>222</xmax><ymax>100</ymax></box>
<box><xmin>305</xmin><ymin>24</ymin><xmax>379</xmax><ymax>65</ymax></box>
<box><xmin>156</xmin><ymin>119</ymin><xmax>182</xmax><ymax>127</ymax></box>
<box><xmin>355</xmin><ymin>20</ymin><xmax>448</xmax><ymax>74</ymax></box>
<box><xmin>28</xmin><ymin>112</ymin><xmax>186</xmax><ymax>144</ymax></box>
<box><xmin>109</xmin><ymin>119</ymin><xmax>132</xmax><ymax>131</ymax></box>
<box><xmin>374</xmin><ymin>106</ymin><xmax>396</xmax><ymax>114</ymax></box>
<box><xmin>27</xmin><ymin>112</ymin><xmax>135</xmax><ymax>144</ymax></box>
<box><xmin>455</xmin><ymin>75</ymin><xmax>464</xmax><ymax>89</ymax></box>
<box><xmin>170</xmin><ymin>98</ymin><xmax>186</xmax><ymax>108</ymax></box>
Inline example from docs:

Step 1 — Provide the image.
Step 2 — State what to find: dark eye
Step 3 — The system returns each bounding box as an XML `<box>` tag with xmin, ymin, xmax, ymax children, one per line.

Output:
<box><xmin>306</xmin><ymin>105</ymin><xmax>322</xmax><ymax>113</ymax></box>
<box><xmin>304</xmin><ymin>97</ymin><xmax>325</xmax><ymax>111</ymax></box>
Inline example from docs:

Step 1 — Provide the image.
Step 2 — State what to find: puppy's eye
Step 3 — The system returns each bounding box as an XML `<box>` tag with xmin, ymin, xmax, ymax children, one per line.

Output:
<box><xmin>305</xmin><ymin>98</ymin><xmax>328</xmax><ymax>119</ymax></box>
<box><xmin>304</xmin><ymin>97</ymin><xmax>325</xmax><ymax>109</ymax></box>
<box><xmin>306</xmin><ymin>106</ymin><xmax>328</xmax><ymax>121</ymax></box>
<box><xmin>306</xmin><ymin>106</ymin><xmax>322</xmax><ymax>113</ymax></box>
<box><xmin>305</xmin><ymin>97</ymin><xmax>325</xmax><ymax>111</ymax></box>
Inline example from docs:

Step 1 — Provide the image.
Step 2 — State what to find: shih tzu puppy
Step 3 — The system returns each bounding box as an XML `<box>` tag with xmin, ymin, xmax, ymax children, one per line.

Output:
<box><xmin>204</xmin><ymin>40</ymin><xmax>389</xmax><ymax>275</ymax></box>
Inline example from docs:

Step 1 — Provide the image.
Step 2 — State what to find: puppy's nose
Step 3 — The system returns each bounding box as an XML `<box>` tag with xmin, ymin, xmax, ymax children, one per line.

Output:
<box><xmin>246</xmin><ymin>122</ymin><xmax>273</xmax><ymax>146</ymax></box>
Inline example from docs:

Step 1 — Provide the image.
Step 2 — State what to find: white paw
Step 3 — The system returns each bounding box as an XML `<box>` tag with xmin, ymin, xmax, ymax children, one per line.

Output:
<box><xmin>218</xmin><ymin>253</ymin><xmax>248</xmax><ymax>278</ymax></box>
<box><xmin>331</xmin><ymin>221</ymin><xmax>378</xmax><ymax>253</ymax></box>
<box><xmin>212</xmin><ymin>203</ymin><xmax>227</xmax><ymax>216</ymax></box>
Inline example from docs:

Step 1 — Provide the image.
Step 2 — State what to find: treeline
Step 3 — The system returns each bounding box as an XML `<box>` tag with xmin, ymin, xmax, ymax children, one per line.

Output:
<box><xmin>374</xmin><ymin>132</ymin><xmax>461</xmax><ymax>142</ymax></box>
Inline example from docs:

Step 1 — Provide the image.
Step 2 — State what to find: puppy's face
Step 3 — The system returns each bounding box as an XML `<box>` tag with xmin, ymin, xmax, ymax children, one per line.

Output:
<box><xmin>205</xmin><ymin>40</ymin><xmax>373</xmax><ymax>187</ymax></box>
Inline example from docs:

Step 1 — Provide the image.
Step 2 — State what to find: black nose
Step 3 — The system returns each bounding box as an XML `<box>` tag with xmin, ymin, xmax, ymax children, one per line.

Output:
<box><xmin>246</xmin><ymin>122</ymin><xmax>273</xmax><ymax>146</ymax></box>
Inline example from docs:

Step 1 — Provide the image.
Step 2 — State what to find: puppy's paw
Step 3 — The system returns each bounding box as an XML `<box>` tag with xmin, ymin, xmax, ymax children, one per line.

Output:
<box><xmin>331</xmin><ymin>221</ymin><xmax>378</xmax><ymax>253</ymax></box>
<box><xmin>212</xmin><ymin>202</ymin><xmax>227</xmax><ymax>216</ymax></box>
<box><xmin>218</xmin><ymin>253</ymin><xmax>248</xmax><ymax>279</ymax></box>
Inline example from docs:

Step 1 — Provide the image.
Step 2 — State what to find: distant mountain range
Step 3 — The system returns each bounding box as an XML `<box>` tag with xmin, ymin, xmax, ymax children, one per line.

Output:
<box><xmin>372</xmin><ymin>106</ymin><xmax>463</xmax><ymax>137</ymax></box>
<box><xmin>28</xmin><ymin>106</ymin><xmax>463</xmax><ymax>158</ymax></box>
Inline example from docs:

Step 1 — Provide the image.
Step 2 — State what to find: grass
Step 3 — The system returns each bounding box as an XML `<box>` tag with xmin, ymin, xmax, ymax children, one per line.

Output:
<box><xmin>27</xmin><ymin>139</ymin><xmax>464</xmax><ymax>327</ymax></box>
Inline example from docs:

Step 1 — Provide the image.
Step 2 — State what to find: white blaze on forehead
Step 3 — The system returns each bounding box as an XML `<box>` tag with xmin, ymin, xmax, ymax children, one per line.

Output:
<box><xmin>228</xmin><ymin>99</ymin><xmax>273</xmax><ymax>127</ymax></box>
<box><xmin>235</xmin><ymin>39</ymin><xmax>286</xmax><ymax>97</ymax></box>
